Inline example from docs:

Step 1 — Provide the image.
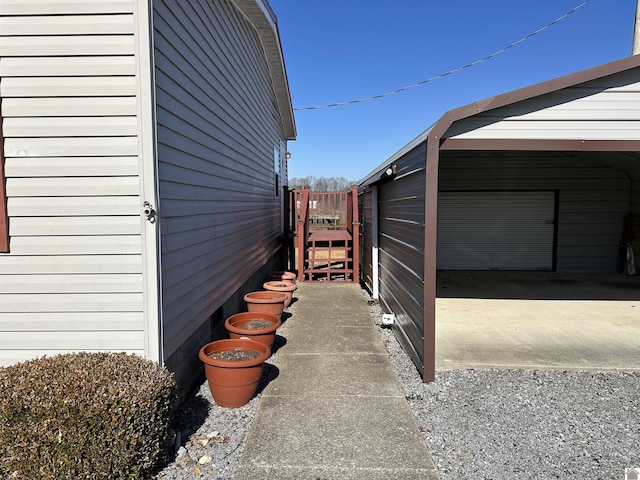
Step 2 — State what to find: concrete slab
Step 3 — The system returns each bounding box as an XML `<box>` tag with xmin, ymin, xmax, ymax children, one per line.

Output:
<box><xmin>263</xmin><ymin>353</ymin><xmax>403</xmax><ymax>398</ymax></box>
<box><xmin>436</xmin><ymin>272</ymin><xmax>640</xmax><ymax>372</ymax></box>
<box><xmin>236</xmin><ymin>282</ymin><xmax>439</xmax><ymax>480</ymax></box>
<box><xmin>237</xmin><ymin>395</ymin><xmax>438</xmax><ymax>480</ymax></box>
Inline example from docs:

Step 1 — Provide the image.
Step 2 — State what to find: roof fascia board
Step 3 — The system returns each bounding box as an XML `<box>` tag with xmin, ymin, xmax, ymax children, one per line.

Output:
<box><xmin>433</xmin><ymin>54</ymin><xmax>640</xmax><ymax>145</ymax></box>
<box><xmin>230</xmin><ymin>0</ymin><xmax>297</xmax><ymax>140</ymax></box>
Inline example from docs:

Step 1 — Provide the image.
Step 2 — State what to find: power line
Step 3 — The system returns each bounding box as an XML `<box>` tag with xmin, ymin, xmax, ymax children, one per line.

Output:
<box><xmin>294</xmin><ymin>0</ymin><xmax>592</xmax><ymax>111</ymax></box>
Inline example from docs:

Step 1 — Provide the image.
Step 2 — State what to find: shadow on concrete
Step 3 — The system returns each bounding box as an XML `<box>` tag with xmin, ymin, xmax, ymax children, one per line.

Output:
<box><xmin>437</xmin><ymin>271</ymin><xmax>640</xmax><ymax>301</ymax></box>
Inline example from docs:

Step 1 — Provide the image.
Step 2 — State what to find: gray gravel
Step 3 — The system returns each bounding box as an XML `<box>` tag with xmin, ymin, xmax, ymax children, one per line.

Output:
<box><xmin>156</xmin><ymin>289</ymin><xmax>640</xmax><ymax>479</ymax></box>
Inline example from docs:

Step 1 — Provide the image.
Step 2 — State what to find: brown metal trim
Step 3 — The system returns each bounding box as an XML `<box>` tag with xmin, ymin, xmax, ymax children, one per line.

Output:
<box><xmin>441</xmin><ymin>138</ymin><xmax>640</xmax><ymax>152</ymax></box>
<box><xmin>0</xmin><ymin>100</ymin><xmax>8</xmax><ymax>253</ymax></box>
<box><xmin>422</xmin><ymin>119</ymin><xmax>452</xmax><ymax>383</ymax></box>
<box><xmin>443</xmin><ymin>55</ymin><xmax>640</xmax><ymax>125</ymax></box>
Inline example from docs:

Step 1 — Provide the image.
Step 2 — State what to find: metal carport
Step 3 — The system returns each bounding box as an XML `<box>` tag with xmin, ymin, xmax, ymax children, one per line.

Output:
<box><xmin>359</xmin><ymin>55</ymin><xmax>640</xmax><ymax>381</ymax></box>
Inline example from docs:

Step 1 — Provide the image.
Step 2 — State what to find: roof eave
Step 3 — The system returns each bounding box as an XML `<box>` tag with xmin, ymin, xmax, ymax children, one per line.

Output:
<box><xmin>231</xmin><ymin>0</ymin><xmax>297</xmax><ymax>140</ymax></box>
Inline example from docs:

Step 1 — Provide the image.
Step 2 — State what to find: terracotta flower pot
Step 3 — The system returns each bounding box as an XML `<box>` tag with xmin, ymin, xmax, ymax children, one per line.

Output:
<box><xmin>199</xmin><ymin>338</ymin><xmax>269</xmax><ymax>408</ymax></box>
<box><xmin>263</xmin><ymin>280</ymin><xmax>297</xmax><ymax>308</ymax></box>
<box><xmin>243</xmin><ymin>291</ymin><xmax>287</xmax><ymax>320</ymax></box>
<box><xmin>269</xmin><ymin>270</ymin><xmax>297</xmax><ymax>283</ymax></box>
<box><xmin>224</xmin><ymin>312</ymin><xmax>281</xmax><ymax>351</ymax></box>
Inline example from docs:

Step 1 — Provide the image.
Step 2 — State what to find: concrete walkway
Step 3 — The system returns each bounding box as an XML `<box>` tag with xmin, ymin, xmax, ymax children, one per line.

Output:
<box><xmin>235</xmin><ymin>283</ymin><xmax>439</xmax><ymax>480</ymax></box>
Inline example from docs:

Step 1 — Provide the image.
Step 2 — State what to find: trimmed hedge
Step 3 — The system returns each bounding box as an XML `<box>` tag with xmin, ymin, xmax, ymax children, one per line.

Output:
<box><xmin>0</xmin><ymin>352</ymin><xmax>177</xmax><ymax>479</ymax></box>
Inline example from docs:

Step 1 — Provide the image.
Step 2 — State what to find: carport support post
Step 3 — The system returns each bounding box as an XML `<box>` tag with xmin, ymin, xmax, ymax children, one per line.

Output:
<box><xmin>422</xmin><ymin>136</ymin><xmax>441</xmax><ymax>383</ymax></box>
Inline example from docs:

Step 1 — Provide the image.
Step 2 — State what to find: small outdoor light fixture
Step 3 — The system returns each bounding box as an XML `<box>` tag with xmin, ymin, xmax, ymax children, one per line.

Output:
<box><xmin>285</xmin><ymin>151</ymin><xmax>292</xmax><ymax>159</ymax></box>
<box><xmin>380</xmin><ymin>163</ymin><xmax>397</xmax><ymax>181</ymax></box>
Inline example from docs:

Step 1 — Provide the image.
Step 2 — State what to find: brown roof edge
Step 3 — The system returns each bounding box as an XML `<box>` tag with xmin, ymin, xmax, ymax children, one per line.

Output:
<box><xmin>429</xmin><ymin>54</ymin><xmax>640</xmax><ymax>147</ymax></box>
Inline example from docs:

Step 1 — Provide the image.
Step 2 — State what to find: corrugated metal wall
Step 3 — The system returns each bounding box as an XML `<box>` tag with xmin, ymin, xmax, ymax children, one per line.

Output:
<box><xmin>0</xmin><ymin>0</ymin><xmax>146</xmax><ymax>365</ymax></box>
<box><xmin>375</xmin><ymin>143</ymin><xmax>426</xmax><ymax>375</ymax></box>
<box><xmin>154</xmin><ymin>0</ymin><xmax>286</xmax><ymax>359</ymax></box>
<box><xmin>439</xmin><ymin>152</ymin><xmax>630</xmax><ymax>272</ymax></box>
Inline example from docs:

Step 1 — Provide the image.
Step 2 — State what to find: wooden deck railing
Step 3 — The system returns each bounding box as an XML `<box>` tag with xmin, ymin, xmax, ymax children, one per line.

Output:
<box><xmin>286</xmin><ymin>187</ymin><xmax>360</xmax><ymax>282</ymax></box>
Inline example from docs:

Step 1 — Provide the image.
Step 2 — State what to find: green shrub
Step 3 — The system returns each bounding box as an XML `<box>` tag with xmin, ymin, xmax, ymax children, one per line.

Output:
<box><xmin>0</xmin><ymin>352</ymin><xmax>177</xmax><ymax>479</ymax></box>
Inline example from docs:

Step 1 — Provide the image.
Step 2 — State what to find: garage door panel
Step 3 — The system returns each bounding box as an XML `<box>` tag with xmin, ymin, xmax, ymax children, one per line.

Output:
<box><xmin>437</xmin><ymin>191</ymin><xmax>555</xmax><ymax>270</ymax></box>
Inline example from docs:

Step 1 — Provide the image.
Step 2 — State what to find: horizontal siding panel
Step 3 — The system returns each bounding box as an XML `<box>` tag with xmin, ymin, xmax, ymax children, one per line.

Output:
<box><xmin>0</xmin><ymin>312</ymin><xmax>142</xmax><ymax>331</ymax></box>
<box><xmin>0</xmin><ymin>255</ymin><xmax>142</xmax><ymax>274</ymax></box>
<box><xmin>0</xmin><ymin>14</ymin><xmax>134</xmax><ymax>35</ymax></box>
<box><xmin>4</xmin><ymin>116</ymin><xmax>137</xmax><ymax>137</ymax></box>
<box><xmin>481</xmin><ymin>93</ymin><xmax>640</xmax><ymax>121</ymax></box>
<box><xmin>162</xmin><ymin>241</ymin><xmax>277</xmax><ymax>350</ymax></box>
<box><xmin>0</xmin><ymin>76</ymin><xmax>137</xmax><ymax>97</ymax></box>
<box><xmin>0</xmin><ymin>293</ymin><xmax>143</xmax><ymax>312</ymax></box>
<box><xmin>8</xmin><ymin>236</ymin><xmax>141</xmax><ymax>255</ymax></box>
<box><xmin>7</xmin><ymin>176</ymin><xmax>139</xmax><ymax>196</ymax></box>
<box><xmin>0</xmin><ymin>331</ymin><xmax>144</xmax><ymax>350</ymax></box>
<box><xmin>0</xmin><ymin>0</ymin><xmax>133</xmax><ymax>14</ymax></box>
<box><xmin>10</xmin><ymin>216</ymin><xmax>140</xmax><ymax>236</ymax></box>
<box><xmin>161</xmin><ymin>211</ymin><xmax>277</xmax><ymax>255</ymax></box>
<box><xmin>0</xmin><ymin>35</ymin><xmax>134</xmax><ymax>56</ymax></box>
<box><xmin>0</xmin><ymin>348</ymin><xmax>145</xmax><ymax>367</ymax></box>
<box><xmin>5</xmin><ymin>156</ymin><xmax>140</xmax><ymax>177</ymax></box>
<box><xmin>2</xmin><ymin>97</ymin><xmax>136</xmax><ymax>117</ymax></box>
<box><xmin>0</xmin><ymin>56</ymin><xmax>136</xmax><ymax>77</ymax></box>
<box><xmin>8</xmin><ymin>196</ymin><xmax>140</xmax><ymax>216</ymax></box>
<box><xmin>452</xmin><ymin>121</ymin><xmax>640</xmax><ymax>140</ymax></box>
<box><xmin>4</xmin><ymin>136</ymin><xmax>138</xmax><ymax>157</ymax></box>
<box><xmin>0</xmin><ymin>274</ymin><xmax>142</xmax><ymax>294</ymax></box>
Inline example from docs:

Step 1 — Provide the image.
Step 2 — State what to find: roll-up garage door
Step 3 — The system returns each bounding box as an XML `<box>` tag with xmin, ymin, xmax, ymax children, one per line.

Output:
<box><xmin>437</xmin><ymin>191</ymin><xmax>555</xmax><ymax>270</ymax></box>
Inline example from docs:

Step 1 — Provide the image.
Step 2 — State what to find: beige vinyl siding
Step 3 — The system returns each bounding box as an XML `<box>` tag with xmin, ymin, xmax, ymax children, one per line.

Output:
<box><xmin>0</xmin><ymin>0</ymin><xmax>146</xmax><ymax>364</ymax></box>
<box><xmin>153</xmin><ymin>0</ymin><xmax>285</xmax><ymax>358</ymax></box>
<box><xmin>439</xmin><ymin>153</ymin><xmax>630</xmax><ymax>272</ymax></box>
<box><xmin>447</xmin><ymin>71</ymin><xmax>640</xmax><ymax>141</ymax></box>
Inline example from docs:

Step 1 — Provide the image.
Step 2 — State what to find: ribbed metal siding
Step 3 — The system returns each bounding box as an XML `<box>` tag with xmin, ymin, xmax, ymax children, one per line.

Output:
<box><xmin>154</xmin><ymin>0</ymin><xmax>285</xmax><ymax>358</ymax></box>
<box><xmin>377</xmin><ymin>143</ymin><xmax>426</xmax><ymax>375</ymax></box>
<box><xmin>437</xmin><ymin>191</ymin><xmax>555</xmax><ymax>270</ymax></box>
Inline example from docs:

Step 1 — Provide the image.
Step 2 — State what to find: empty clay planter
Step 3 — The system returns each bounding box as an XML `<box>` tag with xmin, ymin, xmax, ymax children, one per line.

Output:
<box><xmin>263</xmin><ymin>280</ymin><xmax>297</xmax><ymax>308</ymax></box>
<box><xmin>269</xmin><ymin>270</ymin><xmax>297</xmax><ymax>283</ymax></box>
<box><xmin>224</xmin><ymin>312</ymin><xmax>281</xmax><ymax>351</ymax></box>
<box><xmin>243</xmin><ymin>291</ymin><xmax>288</xmax><ymax>320</ymax></box>
<box><xmin>199</xmin><ymin>338</ymin><xmax>269</xmax><ymax>408</ymax></box>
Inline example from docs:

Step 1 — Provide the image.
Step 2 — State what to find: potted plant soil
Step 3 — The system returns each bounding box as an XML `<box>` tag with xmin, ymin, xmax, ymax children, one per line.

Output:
<box><xmin>263</xmin><ymin>280</ymin><xmax>297</xmax><ymax>309</ymax></box>
<box><xmin>243</xmin><ymin>291</ymin><xmax>288</xmax><ymax>320</ymax></box>
<box><xmin>269</xmin><ymin>270</ymin><xmax>297</xmax><ymax>283</ymax></box>
<box><xmin>199</xmin><ymin>338</ymin><xmax>269</xmax><ymax>408</ymax></box>
<box><xmin>224</xmin><ymin>312</ymin><xmax>281</xmax><ymax>351</ymax></box>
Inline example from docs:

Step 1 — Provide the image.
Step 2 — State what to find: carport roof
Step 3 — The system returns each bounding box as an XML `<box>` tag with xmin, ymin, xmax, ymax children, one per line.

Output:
<box><xmin>359</xmin><ymin>54</ymin><xmax>640</xmax><ymax>187</ymax></box>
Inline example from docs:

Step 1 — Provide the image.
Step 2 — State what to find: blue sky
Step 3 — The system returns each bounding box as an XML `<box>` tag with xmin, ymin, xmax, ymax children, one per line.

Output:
<box><xmin>268</xmin><ymin>0</ymin><xmax>637</xmax><ymax>183</ymax></box>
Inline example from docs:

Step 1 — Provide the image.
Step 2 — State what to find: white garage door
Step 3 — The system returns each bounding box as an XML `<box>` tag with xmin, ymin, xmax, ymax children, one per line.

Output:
<box><xmin>437</xmin><ymin>191</ymin><xmax>556</xmax><ymax>270</ymax></box>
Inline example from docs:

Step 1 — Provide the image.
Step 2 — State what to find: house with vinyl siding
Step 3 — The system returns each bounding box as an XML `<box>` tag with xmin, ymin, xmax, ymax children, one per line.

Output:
<box><xmin>0</xmin><ymin>0</ymin><xmax>296</xmax><ymax>389</ymax></box>
<box><xmin>358</xmin><ymin>55</ymin><xmax>640</xmax><ymax>382</ymax></box>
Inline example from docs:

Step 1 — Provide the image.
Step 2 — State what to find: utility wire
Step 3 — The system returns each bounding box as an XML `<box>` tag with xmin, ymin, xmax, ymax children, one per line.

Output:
<box><xmin>294</xmin><ymin>0</ymin><xmax>591</xmax><ymax>111</ymax></box>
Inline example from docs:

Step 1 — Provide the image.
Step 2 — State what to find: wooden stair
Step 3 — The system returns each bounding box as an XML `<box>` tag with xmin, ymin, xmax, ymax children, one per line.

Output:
<box><xmin>304</xmin><ymin>230</ymin><xmax>354</xmax><ymax>282</ymax></box>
